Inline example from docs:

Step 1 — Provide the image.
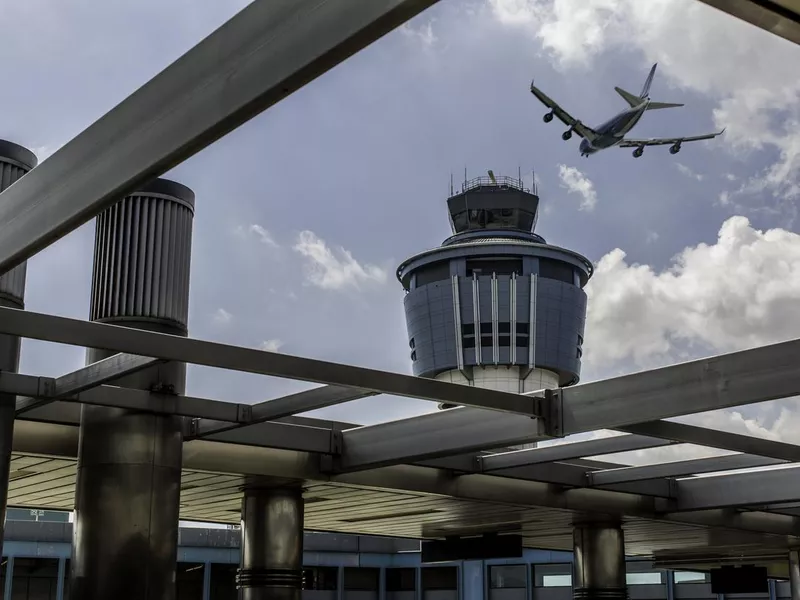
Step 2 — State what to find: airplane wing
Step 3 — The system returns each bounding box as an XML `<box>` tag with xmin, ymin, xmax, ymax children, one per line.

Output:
<box><xmin>618</xmin><ymin>129</ymin><xmax>725</xmax><ymax>147</ymax></box>
<box><xmin>530</xmin><ymin>81</ymin><xmax>598</xmax><ymax>141</ymax></box>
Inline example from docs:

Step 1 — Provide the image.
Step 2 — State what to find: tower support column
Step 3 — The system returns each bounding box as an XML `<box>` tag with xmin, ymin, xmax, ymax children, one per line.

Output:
<box><xmin>238</xmin><ymin>482</ymin><xmax>305</xmax><ymax>600</ymax></box>
<box><xmin>572</xmin><ymin>520</ymin><xmax>628</xmax><ymax>600</ymax></box>
<box><xmin>69</xmin><ymin>179</ymin><xmax>195</xmax><ymax>600</ymax></box>
<box><xmin>789</xmin><ymin>549</ymin><xmax>800</xmax><ymax>600</ymax></box>
<box><xmin>0</xmin><ymin>140</ymin><xmax>37</xmax><ymax>542</ymax></box>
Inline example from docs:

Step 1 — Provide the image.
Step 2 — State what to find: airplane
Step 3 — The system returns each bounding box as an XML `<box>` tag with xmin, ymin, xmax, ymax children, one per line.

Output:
<box><xmin>529</xmin><ymin>63</ymin><xmax>725</xmax><ymax>158</ymax></box>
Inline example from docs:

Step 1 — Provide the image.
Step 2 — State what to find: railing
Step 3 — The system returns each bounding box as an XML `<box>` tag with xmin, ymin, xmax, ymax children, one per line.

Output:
<box><xmin>459</xmin><ymin>175</ymin><xmax>535</xmax><ymax>195</ymax></box>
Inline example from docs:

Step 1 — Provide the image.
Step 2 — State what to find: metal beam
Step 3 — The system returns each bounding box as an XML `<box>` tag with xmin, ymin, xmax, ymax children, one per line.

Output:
<box><xmin>588</xmin><ymin>454</ymin><xmax>785</xmax><ymax>486</ymax></box>
<box><xmin>15</xmin><ymin>353</ymin><xmax>161</xmax><ymax>414</ymax></box>
<box><xmin>0</xmin><ymin>0</ymin><xmax>441</xmax><ymax>272</ymax></box>
<box><xmin>200</xmin><ymin>419</ymin><xmax>339</xmax><ymax>454</ymax></box>
<box><xmin>0</xmin><ymin>307</ymin><xmax>539</xmax><ymax>416</ymax></box>
<box><xmin>697</xmin><ymin>0</ymin><xmax>800</xmax><ymax>46</ymax></box>
<box><xmin>478</xmin><ymin>434</ymin><xmax>675</xmax><ymax>472</ymax></box>
<box><xmin>619</xmin><ymin>421</ymin><xmax>800</xmax><ymax>462</ymax></box>
<box><xmin>334</xmin><ymin>407</ymin><xmax>545</xmax><ymax>472</ymax></box>
<box><xmin>677</xmin><ymin>464</ymin><xmax>800</xmax><ymax>510</ymax></box>
<box><xmin>191</xmin><ymin>385</ymin><xmax>375</xmax><ymax>438</ymax></box>
<box><xmin>557</xmin><ymin>336</ymin><xmax>800</xmax><ymax>435</ymax></box>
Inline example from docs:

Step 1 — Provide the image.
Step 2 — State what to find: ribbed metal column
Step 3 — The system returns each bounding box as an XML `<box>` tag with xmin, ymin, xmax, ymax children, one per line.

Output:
<box><xmin>789</xmin><ymin>550</ymin><xmax>800</xmax><ymax>600</ymax></box>
<box><xmin>70</xmin><ymin>178</ymin><xmax>195</xmax><ymax>600</ymax></box>
<box><xmin>573</xmin><ymin>521</ymin><xmax>628</xmax><ymax>600</ymax></box>
<box><xmin>0</xmin><ymin>140</ymin><xmax>37</xmax><ymax>543</ymax></box>
<box><xmin>238</xmin><ymin>483</ymin><xmax>305</xmax><ymax>600</ymax></box>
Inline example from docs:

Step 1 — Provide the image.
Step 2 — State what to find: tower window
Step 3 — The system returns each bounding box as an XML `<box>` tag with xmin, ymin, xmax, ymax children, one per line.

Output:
<box><xmin>538</xmin><ymin>258</ymin><xmax>574</xmax><ymax>284</ymax></box>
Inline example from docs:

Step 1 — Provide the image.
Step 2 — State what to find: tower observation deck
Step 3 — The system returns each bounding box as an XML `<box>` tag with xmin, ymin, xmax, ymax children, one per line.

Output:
<box><xmin>397</xmin><ymin>173</ymin><xmax>593</xmax><ymax>446</ymax></box>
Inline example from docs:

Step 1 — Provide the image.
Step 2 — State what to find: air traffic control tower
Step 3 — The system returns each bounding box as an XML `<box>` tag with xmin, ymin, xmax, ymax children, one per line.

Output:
<box><xmin>397</xmin><ymin>173</ymin><xmax>593</xmax><ymax>443</ymax></box>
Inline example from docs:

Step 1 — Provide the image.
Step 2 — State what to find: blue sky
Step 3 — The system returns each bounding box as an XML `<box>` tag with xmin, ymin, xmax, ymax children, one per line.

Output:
<box><xmin>3</xmin><ymin>0</ymin><xmax>800</xmax><ymax>463</ymax></box>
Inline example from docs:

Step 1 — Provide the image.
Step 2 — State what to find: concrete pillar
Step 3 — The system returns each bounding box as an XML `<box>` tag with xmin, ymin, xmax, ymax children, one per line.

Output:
<box><xmin>238</xmin><ymin>483</ymin><xmax>305</xmax><ymax>600</ymax></box>
<box><xmin>572</xmin><ymin>520</ymin><xmax>628</xmax><ymax>600</ymax></box>
<box><xmin>789</xmin><ymin>549</ymin><xmax>800</xmax><ymax>600</ymax></box>
<box><xmin>0</xmin><ymin>140</ymin><xmax>37</xmax><ymax>543</ymax></box>
<box><xmin>69</xmin><ymin>178</ymin><xmax>195</xmax><ymax>600</ymax></box>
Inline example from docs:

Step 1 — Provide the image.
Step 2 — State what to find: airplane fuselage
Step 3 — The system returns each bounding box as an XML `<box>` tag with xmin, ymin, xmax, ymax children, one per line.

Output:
<box><xmin>579</xmin><ymin>102</ymin><xmax>648</xmax><ymax>156</ymax></box>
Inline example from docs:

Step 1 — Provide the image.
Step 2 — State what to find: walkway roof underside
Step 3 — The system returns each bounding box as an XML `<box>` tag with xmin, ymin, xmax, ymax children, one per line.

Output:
<box><xmin>0</xmin><ymin>0</ymin><xmax>798</xmax><ymax>578</ymax></box>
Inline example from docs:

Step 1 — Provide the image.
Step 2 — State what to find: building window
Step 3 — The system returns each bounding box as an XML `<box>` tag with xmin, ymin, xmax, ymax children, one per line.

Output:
<box><xmin>422</xmin><ymin>566</ymin><xmax>458</xmax><ymax>591</ymax></box>
<box><xmin>674</xmin><ymin>571</ymin><xmax>709</xmax><ymax>583</ymax></box>
<box><xmin>344</xmin><ymin>567</ymin><xmax>380</xmax><ymax>591</ymax></box>
<box><xmin>626</xmin><ymin>561</ymin><xmax>664</xmax><ymax>585</ymax></box>
<box><xmin>533</xmin><ymin>564</ymin><xmax>572</xmax><ymax>587</ymax></box>
<box><xmin>386</xmin><ymin>568</ymin><xmax>416</xmax><ymax>592</ymax></box>
<box><xmin>490</xmin><ymin>565</ymin><xmax>527</xmax><ymax>589</ymax></box>
<box><xmin>627</xmin><ymin>572</ymin><xmax>663</xmax><ymax>585</ymax></box>
<box><xmin>539</xmin><ymin>258</ymin><xmax>574</xmax><ymax>284</ymax></box>
<box><xmin>304</xmin><ymin>567</ymin><xmax>338</xmax><ymax>590</ymax></box>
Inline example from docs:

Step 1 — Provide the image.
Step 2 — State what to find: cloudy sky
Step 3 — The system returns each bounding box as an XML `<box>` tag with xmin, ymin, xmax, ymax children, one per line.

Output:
<box><xmin>3</xmin><ymin>0</ymin><xmax>800</xmax><ymax>467</ymax></box>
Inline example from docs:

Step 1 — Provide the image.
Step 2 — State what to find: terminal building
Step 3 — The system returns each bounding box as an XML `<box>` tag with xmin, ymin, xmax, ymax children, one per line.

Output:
<box><xmin>0</xmin><ymin>509</ymin><xmax>793</xmax><ymax>600</ymax></box>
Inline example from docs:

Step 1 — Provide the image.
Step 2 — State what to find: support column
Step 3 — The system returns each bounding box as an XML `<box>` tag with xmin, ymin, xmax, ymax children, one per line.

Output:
<box><xmin>0</xmin><ymin>140</ymin><xmax>37</xmax><ymax>544</ymax></box>
<box><xmin>69</xmin><ymin>179</ymin><xmax>195</xmax><ymax>600</ymax></box>
<box><xmin>789</xmin><ymin>549</ymin><xmax>800</xmax><ymax>600</ymax></box>
<box><xmin>238</xmin><ymin>483</ymin><xmax>305</xmax><ymax>600</ymax></box>
<box><xmin>572</xmin><ymin>520</ymin><xmax>628</xmax><ymax>600</ymax></box>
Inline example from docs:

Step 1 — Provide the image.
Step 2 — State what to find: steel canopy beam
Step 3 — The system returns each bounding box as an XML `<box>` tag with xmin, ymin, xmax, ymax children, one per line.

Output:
<box><xmin>0</xmin><ymin>307</ymin><xmax>536</xmax><ymax>415</ymax></box>
<box><xmin>588</xmin><ymin>454</ymin><xmax>786</xmax><ymax>486</ymax></box>
<box><xmin>677</xmin><ymin>464</ymin><xmax>800</xmax><ymax>510</ymax></box>
<box><xmin>334</xmin><ymin>408</ymin><xmax>546</xmax><ymax>472</ymax></box>
<box><xmin>478</xmin><ymin>434</ymin><xmax>675</xmax><ymax>472</ymax></box>
<box><xmin>619</xmin><ymin>421</ymin><xmax>800</xmax><ymax>462</ymax></box>
<box><xmin>558</xmin><ymin>336</ymin><xmax>800</xmax><ymax>435</ymax></box>
<box><xmin>16</xmin><ymin>353</ymin><xmax>162</xmax><ymax>414</ymax></box>
<box><xmin>192</xmin><ymin>385</ymin><xmax>375</xmax><ymax>438</ymax></box>
<box><xmin>697</xmin><ymin>0</ymin><xmax>800</xmax><ymax>46</ymax></box>
<box><xmin>0</xmin><ymin>0</ymin><xmax>441</xmax><ymax>272</ymax></box>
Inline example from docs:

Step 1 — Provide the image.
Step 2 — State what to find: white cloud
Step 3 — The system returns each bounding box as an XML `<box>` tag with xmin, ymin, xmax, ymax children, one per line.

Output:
<box><xmin>400</xmin><ymin>19</ymin><xmax>438</xmax><ymax>47</ymax></box>
<box><xmin>490</xmin><ymin>0</ymin><xmax>800</xmax><ymax>223</ymax></box>
<box><xmin>675</xmin><ymin>162</ymin><xmax>704</xmax><ymax>181</ymax></box>
<box><xmin>260</xmin><ymin>339</ymin><xmax>284</xmax><ymax>353</ymax></box>
<box><xmin>212</xmin><ymin>308</ymin><xmax>233</xmax><ymax>325</ymax></box>
<box><xmin>293</xmin><ymin>230</ymin><xmax>388</xmax><ymax>291</ymax></box>
<box><xmin>645</xmin><ymin>230</ymin><xmax>659</xmax><ymax>244</ymax></box>
<box><xmin>584</xmin><ymin>215</ymin><xmax>800</xmax><ymax>372</ymax></box>
<box><xmin>557</xmin><ymin>164</ymin><xmax>597</xmax><ymax>211</ymax></box>
<box><xmin>235</xmin><ymin>224</ymin><xmax>280</xmax><ymax>248</ymax></box>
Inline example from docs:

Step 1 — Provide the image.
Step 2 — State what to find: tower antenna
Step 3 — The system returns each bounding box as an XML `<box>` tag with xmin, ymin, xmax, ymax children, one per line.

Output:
<box><xmin>450</xmin><ymin>172</ymin><xmax>454</xmax><ymax>196</ymax></box>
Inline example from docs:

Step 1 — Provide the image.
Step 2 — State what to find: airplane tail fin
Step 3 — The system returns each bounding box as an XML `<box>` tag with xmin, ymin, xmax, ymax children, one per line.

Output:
<box><xmin>614</xmin><ymin>87</ymin><xmax>642</xmax><ymax>108</ymax></box>
<box><xmin>645</xmin><ymin>101</ymin><xmax>684</xmax><ymax>110</ymax></box>
<box><xmin>640</xmin><ymin>63</ymin><xmax>657</xmax><ymax>98</ymax></box>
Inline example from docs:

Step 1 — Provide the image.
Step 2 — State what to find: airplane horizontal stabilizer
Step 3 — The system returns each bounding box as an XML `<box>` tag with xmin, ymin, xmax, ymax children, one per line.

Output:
<box><xmin>645</xmin><ymin>101</ymin><xmax>685</xmax><ymax>110</ymax></box>
<box><xmin>614</xmin><ymin>87</ymin><xmax>641</xmax><ymax>108</ymax></box>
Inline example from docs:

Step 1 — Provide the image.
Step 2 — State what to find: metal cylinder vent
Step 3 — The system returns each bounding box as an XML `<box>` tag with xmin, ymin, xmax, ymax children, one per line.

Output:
<box><xmin>0</xmin><ymin>140</ymin><xmax>38</xmax><ymax>308</ymax></box>
<box><xmin>89</xmin><ymin>178</ymin><xmax>195</xmax><ymax>333</ymax></box>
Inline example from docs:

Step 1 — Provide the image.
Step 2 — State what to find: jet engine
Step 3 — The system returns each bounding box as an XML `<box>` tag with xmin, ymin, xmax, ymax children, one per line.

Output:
<box><xmin>669</xmin><ymin>143</ymin><xmax>681</xmax><ymax>155</ymax></box>
<box><xmin>562</xmin><ymin>129</ymin><xmax>572</xmax><ymax>141</ymax></box>
<box><xmin>543</xmin><ymin>111</ymin><xmax>554</xmax><ymax>123</ymax></box>
<box><xmin>632</xmin><ymin>146</ymin><xmax>644</xmax><ymax>158</ymax></box>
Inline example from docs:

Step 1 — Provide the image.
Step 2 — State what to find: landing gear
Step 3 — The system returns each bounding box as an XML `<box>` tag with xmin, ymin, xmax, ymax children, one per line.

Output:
<box><xmin>632</xmin><ymin>147</ymin><xmax>644</xmax><ymax>158</ymax></box>
<box><xmin>543</xmin><ymin>111</ymin><xmax>554</xmax><ymax>123</ymax></box>
<box><xmin>669</xmin><ymin>143</ymin><xmax>681</xmax><ymax>155</ymax></box>
<box><xmin>562</xmin><ymin>130</ymin><xmax>573</xmax><ymax>141</ymax></box>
